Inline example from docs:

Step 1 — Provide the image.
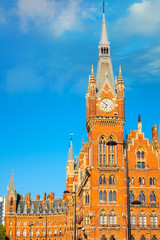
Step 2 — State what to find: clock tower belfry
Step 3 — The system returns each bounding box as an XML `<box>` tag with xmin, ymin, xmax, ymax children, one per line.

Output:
<box><xmin>85</xmin><ymin>5</ymin><xmax>127</xmax><ymax>239</ymax></box>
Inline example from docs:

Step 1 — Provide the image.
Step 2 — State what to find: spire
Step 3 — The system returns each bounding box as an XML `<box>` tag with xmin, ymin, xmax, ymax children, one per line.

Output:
<box><xmin>90</xmin><ymin>65</ymin><xmax>96</xmax><ymax>83</ymax></box>
<box><xmin>138</xmin><ymin>115</ymin><xmax>142</xmax><ymax>133</ymax></box>
<box><xmin>118</xmin><ymin>66</ymin><xmax>123</xmax><ymax>84</ymax></box>
<box><xmin>103</xmin><ymin>0</ymin><xmax>105</xmax><ymax>14</ymax></box>
<box><xmin>100</xmin><ymin>10</ymin><xmax>108</xmax><ymax>45</ymax></box>
<box><xmin>68</xmin><ymin>138</ymin><xmax>74</xmax><ymax>161</ymax></box>
<box><xmin>6</xmin><ymin>170</ymin><xmax>17</xmax><ymax>199</ymax></box>
<box><xmin>9</xmin><ymin>170</ymin><xmax>15</xmax><ymax>193</ymax></box>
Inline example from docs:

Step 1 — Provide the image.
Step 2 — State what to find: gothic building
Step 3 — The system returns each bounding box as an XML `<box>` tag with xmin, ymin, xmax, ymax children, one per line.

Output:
<box><xmin>5</xmin><ymin>5</ymin><xmax>160</xmax><ymax>240</ymax></box>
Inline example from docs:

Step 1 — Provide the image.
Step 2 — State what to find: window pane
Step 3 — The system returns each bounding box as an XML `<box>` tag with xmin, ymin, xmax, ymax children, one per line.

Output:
<box><xmin>113</xmin><ymin>191</ymin><xmax>116</xmax><ymax>202</ymax></box>
<box><xmin>103</xmin><ymin>155</ymin><xmax>105</xmax><ymax>164</ymax></box>
<box><xmin>112</xmin><ymin>155</ymin><xmax>114</xmax><ymax>164</ymax></box>
<box><xmin>100</xmin><ymin>191</ymin><xmax>102</xmax><ymax>201</ymax></box>
<box><xmin>100</xmin><ymin>155</ymin><xmax>102</xmax><ymax>164</ymax></box>
<box><xmin>103</xmin><ymin>143</ymin><xmax>105</xmax><ymax>153</ymax></box>
<box><xmin>103</xmin><ymin>191</ymin><xmax>106</xmax><ymax>202</ymax></box>
<box><xmin>109</xmin><ymin>191</ymin><xmax>112</xmax><ymax>202</ymax></box>
<box><xmin>104</xmin><ymin>215</ymin><xmax>107</xmax><ymax>224</ymax></box>
<box><xmin>109</xmin><ymin>155</ymin><xmax>111</xmax><ymax>164</ymax></box>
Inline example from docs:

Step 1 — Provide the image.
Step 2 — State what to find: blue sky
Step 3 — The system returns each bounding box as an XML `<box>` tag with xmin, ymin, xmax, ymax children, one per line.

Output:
<box><xmin>0</xmin><ymin>0</ymin><xmax>160</xmax><ymax>199</ymax></box>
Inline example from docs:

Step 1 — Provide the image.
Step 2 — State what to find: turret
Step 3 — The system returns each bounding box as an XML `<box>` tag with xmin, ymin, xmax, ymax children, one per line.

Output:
<box><xmin>6</xmin><ymin>170</ymin><xmax>17</xmax><ymax>214</ymax></box>
<box><xmin>152</xmin><ymin>125</ymin><xmax>158</xmax><ymax>149</ymax></box>
<box><xmin>66</xmin><ymin>138</ymin><xmax>75</xmax><ymax>192</ymax></box>
<box><xmin>86</xmin><ymin>66</ymin><xmax>97</xmax><ymax>120</ymax></box>
<box><xmin>116</xmin><ymin>66</ymin><xmax>125</xmax><ymax>118</ymax></box>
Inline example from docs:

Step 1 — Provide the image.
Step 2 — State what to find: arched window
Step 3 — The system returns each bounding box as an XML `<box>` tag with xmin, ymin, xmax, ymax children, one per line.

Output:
<box><xmin>48</xmin><ymin>229</ymin><xmax>51</xmax><ymax>237</ymax></box>
<box><xmin>151</xmin><ymin>236</ymin><xmax>158</xmax><ymax>240</ymax></box>
<box><xmin>9</xmin><ymin>220</ymin><xmax>12</xmax><ymax>226</ymax></box>
<box><xmin>36</xmin><ymin>229</ymin><xmax>39</xmax><ymax>237</ymax></box>
<box><xmin>85</xmin><ymin>193</ymin><xmax>89</xmax><ymax>204</ymax></box>
<box><xmin>16</xmin><ymin>229</ymin><xmax>20</xmax><ymax>237</ymax></box>
<box><xmin>139</xmin><ymin>212</ymin><xmax>146</xmax><ymax>227</ymax></box>
<box><xmin>113</xmin><ymin>177</ymin><xmax>115</xmax><ymax>185</ymax></box>
<box><xmin>99</xmin><ymin>177</ymin><xmax>102</xmax><ymax>184</ymax></box>
<box><xmin>109</xmin><ymin>211</ymin><xmax>117</xmax><ymax>225</ymax></box>
<box><xmin>140</xmin><ymin>236</ymin><xmax>146</xmax><ymax>240</ymax></box>
<box><xmin>101</xmin><ymin>235</ymin><xmax>107</xmax><ymax>240</ymax></box>
<box><xmin>150</xmin><ymin>213</ymin><xmax>157</xmax><ymax>228</ymax></box>
<box><xmin>85</xmin><ymin>213</ymin><xmax>89</xmax><ymax>225</ymax></box>
<box><xmin>23</xmin><ymin>229</ymin><xmax>26</xmax><ymax>237</ymax></box>
<box><xmin>150</xmin><ymin>192</ymin><xmax>156</xmax><ymax>203</ymax></box>
<box><xmin>139</xmin><ymin>192</ymin><xmax>145</xmax><ymax>204</ymax></box>
<box><xmin>54</xmin><ymin>229</ymin><xmax>57</xmax><ymax>236</ymax></box>
<box><xmin>131</xmin><ymin>178</ymin><xmax>134</xmax><ymax>185</ymax></box>
<box><xmin>9</xmin><ymin>230</ymin><xmax>12</xmax><ymax>237</ymax></box>
<box><xmin>139</xmin><ymin>177</ymin><xmax>142</xmax><ymax>185</ymax></box>
<box><xmin>141</xmin><ymin>151</ymin><xmax>144</xmax><ymax>158</ymax></box>
<box><xmin>131</xmin><ymin>214</ymin><xmax>135</xmax><ymax>227</ymax></box>
<box><xmin>142</xmin><ymin>177</ymin><xmax>145</xmax><ymax>185</ymax></box>
<box><xmin>110</xmin><ymin>236</ymin><xmax>115</xmax><ymax>240</ymax></box>
<box><xmin>153</xmin><ymin>178</ymin><xmax>156</xmax><ymax>185</ymax></box>
<box><xmin>103</xmin><ymin>177</ymin><xmax>106</xmax><ymax>185</ymax></box>
<box><xmin>109</xmin><ymin>177</ymin><xmax>112</xmax><ymax>185</ymax></box>
<box><xmin>101</xmin><ymin>48</ymin><xmax>103</xmax><ymax>54</ymax></box>
<box><xmin>99</xmin><ymin>211</ymin><xmax>107</xmax><ymax>225</ymax></box>
<box><xmin>113</xmin><ymin>191</ymin><xmax>116</xmax><ymax>202</ymax></box>
<box><xmin>10</xmin><ymin>198</ymin><xmax>13</xmax><ymax>206</ymax></box>
<box><xmin>100</xmin><ymin>190</ymin><xmax>102</xmax><ymax>202</ymax></box>
<box><xmin>129</xmin><ymin>192</ymin><xmax>134</xmax><ymax>203</ymax></box>
<box><xmin>100</xmin><ymin>137</ymin><xmax>106</xmax><ymax>165</ymax></box>
<box><xmin>109</xmin><ymin>191</ymin><xmax>112</xmax><ymax>202</ymax></box>
<box><xmin>108</xmin><ymin>137</ymin><xmax>115</xmax><ymax>165</ymax></box>
<box><xmin>137</xmin><ymin>151</ymin><xmax>140</xmax><ymax>158</ymax></box>
<box><xmin>43</xmin><ymin>229</ymin><xmax>46</xmax><ymax>236</ymax></box>
<box><xmin>103</xmin><ymin>191</ymin><xmax>106</xmax><ymax>202</ymax></box>
<box><xmin>150</xmin><ymin>177</ymin><xmax>153</xmax><ymax>185</ymax></box>
<box><xmin>30</xmin><ymin>229</ymin><xmax>33</xmax><ymax>237</ymax></box>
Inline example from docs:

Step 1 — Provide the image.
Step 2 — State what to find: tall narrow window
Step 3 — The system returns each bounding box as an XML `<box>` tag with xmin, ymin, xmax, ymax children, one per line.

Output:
<box><xmin>108</xmin><ymin>138</ymin><xmax>115</xmax><ymax>165</ymax></box>
<box><xmin>129</xmin><ymin>192</ymin><xmax>134</xmax><ymax>203</ymax></box>
<box><xmin>113</xmin><ymin>191</ymin><xmax>116</xmax><ymax>202</ymax></box>
<box><xmin>139</xmin><ymin>192</ymin><xmax>145</xmax><ymax>204</ymax></box>
<box><xmin>100</xmin><ymin>191</ymin><xmax>102</xmax><ymax>202</ymax></box>
<box><xmin>150</xmin><ymin>192</ymin><xmax>156</xmax><ymax>203</ymax></box>
<box><xmin>100</xmin><ymin>137</ymin><xmax>106</xmax><ymax>165</ymax></box>
<box><xmin>103</xmin><ymin>191</ymin><xmax>106</xmax><ymax>202</ymax></box>
<box><xmin>109</xmin><ymin>191</ymin><xmax>112</xmax><ymax>202</ymax></box>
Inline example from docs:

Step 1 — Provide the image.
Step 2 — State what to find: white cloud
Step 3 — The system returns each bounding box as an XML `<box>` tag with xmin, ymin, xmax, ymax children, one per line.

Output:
<box><xmin>113</xmin><ymin>0</ymin><xmax>160</xmax><ymax>37</ymax></box>
<box><xmin>4</xmin><ymin>67</ymin><xmax>46</xmax><ymax>93</ymax></box>
<box><xmin>16</xmin><ymin>0</ymin><xmax>82</xmax><ymax>36</ymax></box>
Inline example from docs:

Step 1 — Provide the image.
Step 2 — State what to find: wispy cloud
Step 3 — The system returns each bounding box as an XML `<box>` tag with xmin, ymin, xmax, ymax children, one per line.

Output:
<box><xmin>113</xmin><ymin>0</ymin><xmax>160</xmax><ymax>38</ymax></box>
<box><xmin>16</xmin><ymin>0</ymin><xmax>82</xmax><ymax>36</ymax></box>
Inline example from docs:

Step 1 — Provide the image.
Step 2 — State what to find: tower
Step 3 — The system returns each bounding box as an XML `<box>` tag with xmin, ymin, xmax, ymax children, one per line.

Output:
<box><xmin>5</xmin><ymin>170</ymin><xmax>17</xmax><ymax>214</ymax></box>
<box><xmin>66</xmin><ymin>138</ymin><xmax>75</xmax><ymax>192</ymax></box>
<box><xmin>85</xmin><ymin>4</ymin><xmax>127</xmax><ymax>239</ymax></box>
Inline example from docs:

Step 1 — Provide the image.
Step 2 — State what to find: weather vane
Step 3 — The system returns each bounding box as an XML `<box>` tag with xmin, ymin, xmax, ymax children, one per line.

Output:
<box><xmin>100</xmin><ymin>0</ymin><xmax>108</xmax><ymax>14</ymax></box>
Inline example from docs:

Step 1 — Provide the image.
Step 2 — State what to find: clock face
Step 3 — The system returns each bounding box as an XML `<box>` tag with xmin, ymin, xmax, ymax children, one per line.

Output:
<box><xmin>100</xmin><ymin>98</ymin><xmax>115</xmax><ymax>113</ymax></box>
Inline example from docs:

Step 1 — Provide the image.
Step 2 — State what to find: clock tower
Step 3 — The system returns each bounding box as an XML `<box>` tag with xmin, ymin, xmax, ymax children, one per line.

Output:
<box><xmin>85</xmin><ymin>4</ymin><xmax>127</xmax><ymax>240</ymax></box>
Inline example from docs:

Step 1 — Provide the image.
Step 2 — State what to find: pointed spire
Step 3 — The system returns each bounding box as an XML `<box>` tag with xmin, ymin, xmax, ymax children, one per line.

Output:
<box><xmin>90</xmin><ymin>65</ymin><xmax>96</xmax><ymax>83</ymax></box>
<box><xmin>68</xmin><ymin>137</ymin><xmax>74</xmax><ymax>161</ymax></box>
<box><xmin>118</xmin><ymin>66</ymin><xmax>123</xmax><ymax>84</ymax></box>
<box><xmin>9</xmin><ymin>170</ymin><xmax>15</xmax><ymax>193</ymax></box>
<box><xmin>100</xmin><ymin>11</ymin><xmax>108</xmax><ymax>45</ymax></box>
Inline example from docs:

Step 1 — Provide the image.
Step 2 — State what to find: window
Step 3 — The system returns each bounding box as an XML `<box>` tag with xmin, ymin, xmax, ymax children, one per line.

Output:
<box><xmin>23</xmin><ymin>229</ymin><xmax>26</xmax><ymax>237</ymax></box>
<box><xmin>109</xmin><ymin>191</ymin><xmax>116</xmax><ymax>202</ymax></box>
<box><xmin>43</xmin><ymin>230</ymin><xmax>46</xmax><ymax>237</ymax></box>
<box><xmin>142</xmin><ymin>177</ymin><xmax>145</xmax><ymax>185</ymax></box>
<box><xmin>103</xmin><ymin>177</ymin><xmax>106</xmax><ymax>184</ymax></box>
<box><xmin>139</xmin><ymin>177</ymin><xmax>142</xmax><ymax>185</ymax></box>
<box><xmin>10</xmin><ymin>198</ymin><xmax>13</xmax><ymax>206</ymax></box>
<box><xmin>100</xmin><ymin>137</ymin><xmax>106</xmax><ymax>165</ymax></box>
<box><xmin>109</xmin><ymin>176</ymin><xmax>115</xmax><ymax>185</ymax></box>
<box><xmin>137</xmin><ymin>148</ymin><xmax>146</xmax><ymax>168</ymax></box>
<box><xmin>54</xmin><ymin>229</ymin><xmax>57</xmax><ymax>236</ymax></box>
<box><xmin>16</xmin><ymin>229</ymin><xmax>20</xmax><ymax>237</ymax></box>
<box><xmin>17</xmin><ymin>221</ymin><xmax>20</xmax><ymax>226</ymax></box>
<box><xmin>153</xmin><ymin>178</ymin><xmax>156</xmax><ymax>185</ymax></box>
<box><xmin>151</xmin><ymin>236</ymin><xmax>157</xmax><ymax>240</ymax></box>
<box><xmin>99</xmin><ymin>190</ymin><xmax>106</xmax><ymax>203</ymax></box>
<box><xmin>101</xmin><ymin>236</ymin><xmax>107</xmax><ymax>240</ymax></box>
<box><xmin>99</xmin><ymin>211</ymin><xmax>107</xmax><ymax>225</ymax></box>
<box><xmin>140</xmin><ymin>236</ymin><xmax>146</xmax><ymax>240</ymax></box>
<box><xmin>109</xmin><ymin>211</ymin><xmax>117</xmax><ymax>225</ymax></box>
<box><xmin>36</xmin><ymin>221</ymin><xmax>39</xmax><ymax>226</ymax></box>
<box><xmin>99</xmin><ymin>177</ymin><xmax>102</xmax><ymax>184</ymax></box>
<box><xmin>131</xmin><ymin>178</ymin><xmax>134</xmax><ymax>185</ymax></box>
<box><xmin>129</xmin><ymin>192</ymin><xmax>134</xmax><ymax>203</ymax></box>
<box><xmin>110</xmin><ymin>236</ymin><xmax>115</xmax><ymax>240</ymax></box>
<box><xmin>150</xmin><ymin>177</ymin><xmax>156</xmax><ymax>185</ymax></box>
<box><xmin>150</xmin><ymin>177</ymin><xmax>153</xmax><ymax>185</ymax></box>
<box><xmin>85</xmin><ymin>213</ymin><xmax>90</xmax><ymax>225</ymax></box>
<box><xmin>36</xmin><ymin>230</ymin><xmax>39</xmax><ymax>237</ymax></box>
<box><xmin>23</xmin><ymin>221</ymin><xmax>27</xmax><ymax>226</ymax></box>
<box><xmin>108</xmin><ymin>142</ymin><xmax>115</xmax><ymax>164</ymax></box>
<box><xmin>9</xmin><ymin>221</ymin><xmax>12</xmax><ymax>226</ymax></box>
<box><xmin>99</xmin><ymin>176</ymin><xmax>106</xmax><ymax>185</ymax></box>
<box><xmin>85</xmin><ymin>193</ymin><xmax>89</xmax><ymax>204</ymax></box>
<box><xmin>139</xmin><ymin>212</ymin><xmax>146</xmax><ymax>227</ymax></box>
<box><xmin>42</xmin><ymin>221</ymin><xmax>45</xmax><ymax>226</ymax></box>
<box><xmin>30</xmin><ymin>229</ymin><xmax>33</xmax><ymax>237</ymax></box>
<box><xmin>131</xmin><ymin>214</ymin><xmax>135</xmax><ymax>227</ymax></box>
<box><xmin>139</xmin><ymin>192</ymin><xmax>145</xmax><ymax>204</ymax></box>
<box><xmin>150</xmin><ymin>192</ymin><xmax>156</xmax><ymax>204</ymax></box>
<box><xmin>9</xmin><ymin>230</ymin><xmax>12</xmax><ymax>237</ymax></box>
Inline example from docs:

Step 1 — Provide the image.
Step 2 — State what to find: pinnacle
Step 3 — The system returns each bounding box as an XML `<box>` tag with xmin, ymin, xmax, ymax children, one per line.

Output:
<box><xmin>118</xmin><ymin>65</ymin><xmax>123</xmax><ymax>84</ymax></box>
<box><xmin>90</xmin><ymin>65</ymin><xmax>96</xmax><ymax>83</ymax></box>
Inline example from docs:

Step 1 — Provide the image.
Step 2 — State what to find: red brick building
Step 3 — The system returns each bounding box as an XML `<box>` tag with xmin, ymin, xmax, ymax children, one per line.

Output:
<box><xmin>5</xmin><ymin>5</ymin><xmax>160</xmax><ymax>240</ymax></box>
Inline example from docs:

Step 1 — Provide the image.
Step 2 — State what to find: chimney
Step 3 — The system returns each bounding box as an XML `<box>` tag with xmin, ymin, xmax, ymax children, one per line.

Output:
<box><xmin>43</xmin><ymin>193</ymin><xmax>46</xmax><ymax>206</ymax></box>
<box><xmin>36</xmin><ymin>195</ymin><xmax>40</xmax><ymax>200</ymax></box>
<box><xmin>152</xmin><ymin>125</ymin><xmax>158</xmax><ymax>149</ymax></box>
<box><xmin>50</xmin><ymin>192</ymin><xmax>54</xmax><ymax>205</ymax></box>
<box><xmin>27</xmin><ymin>193</ymin><xmax>31</xmax><ymax>208</ymax></box>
